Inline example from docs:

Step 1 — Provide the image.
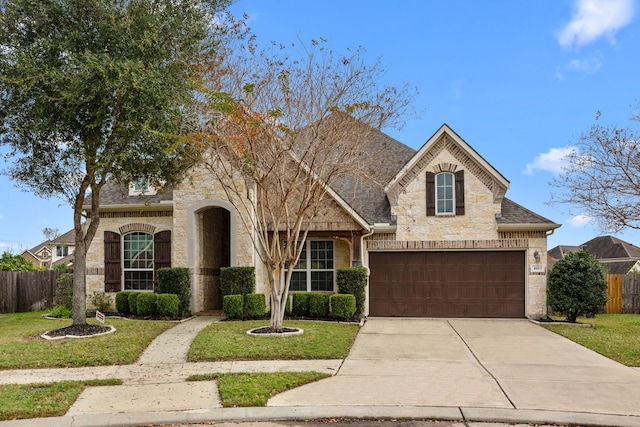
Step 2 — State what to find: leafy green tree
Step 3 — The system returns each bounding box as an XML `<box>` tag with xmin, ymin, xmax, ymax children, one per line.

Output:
<box><xmin>0</xmin><ymin>0</ymin><xmax>231</xmax><ymax>326</ymax></box>
<box><xmin>548</xmin><ymin>250</ymin><xmax>608</xmax><ymax>322</ymax></box>
<box><xmin>0</xmin><ymin>252</ymin><xmax>40</xmax><ymax>271</ymax></box>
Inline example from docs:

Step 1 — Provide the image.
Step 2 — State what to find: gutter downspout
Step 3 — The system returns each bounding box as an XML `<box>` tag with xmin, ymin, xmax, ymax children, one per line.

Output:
<box><xmin>360</xmin><ymin>226</ymin><xmax>375</xmax><ymax>319</ymax></box>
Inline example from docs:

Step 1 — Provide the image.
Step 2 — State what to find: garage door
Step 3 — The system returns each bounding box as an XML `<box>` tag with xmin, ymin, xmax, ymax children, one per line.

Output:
<box><xmin>369</xmin><ymin>251</ymin><xmax>525</xmax><ymax>318</ymax></box>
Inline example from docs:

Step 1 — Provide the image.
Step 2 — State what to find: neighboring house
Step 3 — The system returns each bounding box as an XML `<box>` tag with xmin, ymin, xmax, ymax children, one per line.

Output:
<box><xmin>84</xmin><ymin>123</ymin><xmax>560</xmax><ymax>319</ymax></box>
<box><xmin>549</xmin><ymin>236</ymin><xmax>640</xmax><ymax>275</ymax></box>
<box><xmin>22</xmin><ymin>229</ymin><xmax>75</xmax><ymax>269</ymax></box>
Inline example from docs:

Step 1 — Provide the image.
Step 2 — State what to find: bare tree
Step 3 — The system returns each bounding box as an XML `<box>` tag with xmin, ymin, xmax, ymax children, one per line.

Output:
<box><xmin>42</xmin><ymin>227</ymin><xmax>60</xmax><ymax>242</ymax></box>
<box><xmin>198</xmin><ymin>37</ymin><xmax>416</xmax><ymax>331</ymax></box>
<box><xmin>551</xmin><ymin>109</ymin><xmax>640</xmax><ymax>232</ymax></box>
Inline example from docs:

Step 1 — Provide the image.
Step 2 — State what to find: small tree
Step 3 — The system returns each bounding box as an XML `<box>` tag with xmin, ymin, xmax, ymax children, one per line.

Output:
<box><xmin>199</xmin><ymin>36</ymin><xmax>415</xmax><ymax>331</ymax></box>
<box><xmin>0</xmin><ymin>252</ymin><xmax>39</xmax><ymax>271</ymax></box>
<box><xmin>548</xmin><ymin>250</ymin><xmax>608</xmax><ymax>322</ymax></box>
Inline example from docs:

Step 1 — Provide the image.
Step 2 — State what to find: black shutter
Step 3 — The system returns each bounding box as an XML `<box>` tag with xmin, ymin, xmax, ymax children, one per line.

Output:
<box><xmin>455</xmin><ymin>170</ymin><xmax>465</xmax><ymax>215</ymax></box>
<box><xmin>104</xmin><ymin>231</ymin><xmax>121</xmax><ymax>292</ymax></box>
<box><xmin>426</xmin><ymin>172</ymin><xmax>435</xmax><ymax>216</ymax></box>
<box><xmin>154</xmin><ymin>230</ymin><xmax>171</xmax><ymax>288</ymax></box>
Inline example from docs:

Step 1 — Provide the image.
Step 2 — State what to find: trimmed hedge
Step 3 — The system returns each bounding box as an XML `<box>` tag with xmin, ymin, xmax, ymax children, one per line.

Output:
<box><xmin>115</xmin><ymin>291</ymin><xmax>133</xmax><ymax>314</ymax></box>
<box><xmin>136</xmin><ymin>293</ymin><xmax>157</xmax><ymax>316</ymax></box>
<box><xmin>245</xmin><ymin>293</ymin><xmax>266</xmax><ymax>318</ymax></box>
<box><xmin>223</xmin><ymin>294</ymin><xmax>244</xmax><ymax>319</ymax></box>
<box><xmin>220</xmin><ymin>266</ymin><xmax>255</xmax><ymax>296</ymax></box>
<box><xmin>292</xmin><ymin>292</ymin><xmax>311</xmax><ymax>316</ymax></box>
<box><xmin>128</xmin><ymin>292</ymin><xmax>141</xmax><ymax>316</ymax></box>
<box><xmin>157</xmin><ymin>294</ymin><xmax>180</xmax><ymax>318</ymax></box>
<box><xmin>337</xmin><ymin>267</ymin><xmax>367</xmax><ymax>317</ymax></box>
<box><xmin>309</xmin><ymin>293</ymin><xmax>330</xmax><ymax>317</ymax></box>
<box><xmin>330</xmin><ymin>294</ymin><xmax>356</xmax><ymax>320</ymax></box>
<box><xmin>157</xmin><ymin>267</ymin><xmax>191</xmax><ymax>317</ymax></box>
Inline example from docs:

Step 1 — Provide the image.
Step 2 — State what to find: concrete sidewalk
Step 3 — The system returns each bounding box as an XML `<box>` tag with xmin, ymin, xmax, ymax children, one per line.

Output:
<box><xmin>2</xmin><ymin>317</ymin><xmax>640</xmax><ymax>427</ymax></box>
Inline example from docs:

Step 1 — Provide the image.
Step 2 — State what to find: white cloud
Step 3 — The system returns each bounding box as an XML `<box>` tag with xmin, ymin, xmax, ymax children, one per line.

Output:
<box><xmin>523</xmin><ymin>147</ymin><xmax>575</xmax><ymax>175</ymax></box>
<box><xmin>555</xmin><ymin>54</ymin><xmax>603</xmax><ymax>80</ymax></box>
<box><xmin>567</xmin><ymin>214</ymin><xmax>595</xmax><ymax>227</ymax></box>
<box><xmin>558</xmin><ymin>0</ymin><xmax>635</xmax><ymax>49</ymax></box>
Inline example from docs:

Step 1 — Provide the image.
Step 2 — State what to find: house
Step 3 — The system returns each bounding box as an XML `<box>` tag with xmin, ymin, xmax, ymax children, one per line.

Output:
<box><xmin>21</xmin><ymin>229</ymin><xmax>75</xmax><ymax>269</ymax></box>
<box><xmin>549</xmin><ymin>236</ymin><xmax>640</xmax><ymax>274</ymax></box>
<box><xmin>84</xmin><ymin>123</ymin><xmax>560</xmax><ymax>319</ymax></box>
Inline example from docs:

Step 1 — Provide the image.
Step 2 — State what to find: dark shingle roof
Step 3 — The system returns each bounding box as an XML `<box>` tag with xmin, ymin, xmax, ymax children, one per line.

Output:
<box><xmin>497</xmin><ymin>198</ymin><xmax>557</xmax><ymax>225</ymax></box>
<box><xmin>602</xmin><ymin>260</ymin><xmax>638</xmax><ymax>274</ymax></box>
<box><xmin>548</xmin><ymin>245</ymin><xmax>582</xmax><ymax>260</ymax></box>
<box><xmin>89</xmin><ymin>180</ymin><xmax>173</xmax><ymax>208</ymax></box>
<box><xmin>580</xmin><ymin>235</ymin><xmax>640</xmax><ymax>260</ymax></box>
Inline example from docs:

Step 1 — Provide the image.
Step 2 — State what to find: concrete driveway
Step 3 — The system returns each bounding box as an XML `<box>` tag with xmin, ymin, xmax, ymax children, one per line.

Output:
<box><xmin>268</xmin><ymin>318</ymin><xmax>640</xmax><ymax>416</ymax></box>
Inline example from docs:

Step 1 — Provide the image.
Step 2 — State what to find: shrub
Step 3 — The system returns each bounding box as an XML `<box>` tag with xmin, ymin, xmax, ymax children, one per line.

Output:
<box><xmin>292</xmin><ymin>292</ymin><xmax>311</xmax><ymax>316</ymax></box>
<box><xmin>245</xmin><ymin>293</ymin><xmax>266</xmax><ymax>318</ymax></box>
<box><xmin>220</xmin><ymin>266</ymin><xmax>255</xmax><ymax>296</ymax></box>
<box><xmin>330</xmin><ymin>294</ymin><xmax>356</xmax><ymax>320</ymax></box>
<box><xmin>136</xmin><ymin>293</ymin><xmax>157</xmax><ymax>317</ymax></box>
<box><xmin>49</xmin><ymin>304</ymin><xmax>72</xmax><ymax>318</ymax></box>
<box><xmin>223</xmin><ymin>294</ymin><xmax>244</xmax><ymax>319</ymax></box>
<box><xmin>157</xmin><ymin>267</ymin><xmax>191</xmax><ymax>317</ymax></box>
<box><xmin>90</xmin><ymin>291</ymin><xmax>112</xmax><ymax>312</ymax></box>
<box><xmin>128</xmin><ymin>292</ymin><xmax>141</xmax><ymax>316</ymax></box>
<box><xmin>337</xmin><ymin>267</ymin><xmax>367</xmax><ymax>318</ymax></box>
<box><xmin>54</xmin><ymin>273</ymin><xmax>74</xmax><ymax>309</ymax></box>
<box><xmin>115</xmin><ymin>291</ymin><xmax>133</xmax><ymax>314</ymax></box>
<box><xmin>309</xmin><ymin>293</ymin><xmax>330</xmax><ymax>318</ymax></box>
<box><xmin>284</xmin><ymin>294</ymin><xmax>292</xmax><ymax>316</ymax></box>
<box><xmin>548</xmin><ymin>250</ymin><xmax>608</xmax><ymax>322</ymax></box>
<box><xmin>157</xmin><ymin>293</ymin><xmax>180</xmax><ymax>318</ymax></box>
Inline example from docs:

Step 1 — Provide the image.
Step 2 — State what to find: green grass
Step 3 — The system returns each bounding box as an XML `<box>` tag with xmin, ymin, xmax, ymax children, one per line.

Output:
<box><xmin>188</xmin><ymin>320</ymin><xmax>360</xmax><ymax>362</ymax></box>
<box><xmin>188</xmin><ymin>372</ymin><xmax>330</xmax><ymax>407</ymax></box>
<box><xmin>0</xmin><ymin>379</ymin><xmax>121</xmax><ymax>420</ymax></box>
<box><xmin>544</xmin><ymin>314</ymin><xmax>640</xmax><ymax>367</ymax></box>
<box><xmin>0</xmin><ymin>311</ymin><xmax>175</xmax><ymax>369</ymax></box>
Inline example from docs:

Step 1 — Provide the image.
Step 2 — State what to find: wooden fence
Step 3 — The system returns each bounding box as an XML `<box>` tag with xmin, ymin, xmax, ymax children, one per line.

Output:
<box><xmin>606</xmin><ymin>274</ymin><xmax>640</xmax><ymax>314</ymax></box>
<box><xmin>0</xmin><ymin>270</ymin><xmax>65</xmax><ymax>313</ymax></box>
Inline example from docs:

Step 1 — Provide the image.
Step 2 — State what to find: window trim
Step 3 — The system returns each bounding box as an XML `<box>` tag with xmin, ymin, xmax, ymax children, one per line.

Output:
<box><xmin>286</xmin><ymin>239</ymin><xmax>335</xmax><ymax>293</ymax></box>
<box><xmin>122</xmin><ymin>231</ymin><xmax>155</xmax><ymax>291</ymax></box>
<box><xmin>435</xmin><ymin>172</ymin><xmax>455</xmax><ymax>215</ymax></box>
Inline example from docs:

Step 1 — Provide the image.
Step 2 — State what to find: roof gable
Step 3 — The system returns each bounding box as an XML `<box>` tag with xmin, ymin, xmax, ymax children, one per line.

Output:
<box><xmin>385</xmin><ymin>124</ymin><xmax>510</xmax><ymax>206</ymax></box>
<box><xmin>581</xmin><ymin>235</ymin><xmax>640</xmax><ymax>260</ymax></box>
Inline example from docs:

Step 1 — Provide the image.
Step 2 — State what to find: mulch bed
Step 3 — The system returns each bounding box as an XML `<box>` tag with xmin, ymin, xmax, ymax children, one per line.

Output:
<box><xmin>250</xmin><ymin>326</ymin><xmax>300</xmax><ymax>334</ymax></box>
<box><xmin>44</xmin><ymin>324</ymin><xmax>112</xmax><ymax>338</ymax></box>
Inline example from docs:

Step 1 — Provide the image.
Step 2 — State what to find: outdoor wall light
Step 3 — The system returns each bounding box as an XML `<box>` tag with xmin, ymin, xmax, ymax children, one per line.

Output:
<box><xmin>534</xmin><ymin>251</ymin><xmax>541</xmax><ymax>262</ymax></box>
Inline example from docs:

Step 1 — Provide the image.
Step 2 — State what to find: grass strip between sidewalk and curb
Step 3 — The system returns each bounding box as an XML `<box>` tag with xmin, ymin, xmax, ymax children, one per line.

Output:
<box><xmin>0</xmin><ymin>379</ymin><xmax>122</xmax><ymax>420</ymax></box>
<box><xmin>543</xmin><ymin>314</ymin><xmax>640</xmax><ymax>367</ymax></box>
<box><xmin>189</xmin><ymin>319</ymin><xmax>360</xmax><ymax>361</ymax></box>
<box><xmin>0</xmin><ymin>311</ymin><xmax>175</xmax><ymax>369</ymax></box>
<box><xmin>188</xmin><ymin>372</ymin><xmax>330</xmax><ymax>407</ymax></box>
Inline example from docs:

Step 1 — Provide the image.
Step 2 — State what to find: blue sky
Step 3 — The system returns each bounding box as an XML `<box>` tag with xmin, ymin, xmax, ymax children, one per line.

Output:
<box><xmin>1</xmin><ymin>0</ymin><xmax>639</xmax><ymax>252</ymax></box>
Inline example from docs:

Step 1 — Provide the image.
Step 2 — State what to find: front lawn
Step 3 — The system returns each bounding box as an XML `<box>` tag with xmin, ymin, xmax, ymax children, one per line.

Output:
<box><xmin>189</xmin><ymin>320</ymin><xmax>359</xmax><ymax>361</ymax></box>
<box><xmin>0</xmin><ymin>379</ymin><xmax>121</xmax><ymax>420</ymax></box>
<box><xmin>189</xmin><ymin>372</ymin><xmax>330</xmax><ymax>407</ymax></box>
<box><xmin>0</xmin><ymin>311</ymin><xmax>175</xmax><ymax>369</ymax></box>
<box><xmin>543</xmin><ymin>314</ymin><xmax>640</xmax><ymax>367</ymax></box>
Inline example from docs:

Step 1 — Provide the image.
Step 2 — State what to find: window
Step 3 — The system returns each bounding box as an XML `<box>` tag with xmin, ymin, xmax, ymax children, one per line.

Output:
<box><xmin>287</xmin><ymin>240</ymin><xmax>334</xmax><ymax>292</ymax></box>
<box><xmin>436</xmin><ymin>172</ymin><xmax>454</xmax><ymax>214</ymax></box>
<box><xmin>134</xmin><ymin>180</ymin><xmax>149</xmax><ymax>192</ymax></box>
<box><xmin>123</xmin><ymin>232</ymin><xmax>154</xmax><ymax>291</ymax></box>
<box><xmin>56</xmin><ymin>245</ymin><xmax>69</xmax><ymax>257</ymax></box>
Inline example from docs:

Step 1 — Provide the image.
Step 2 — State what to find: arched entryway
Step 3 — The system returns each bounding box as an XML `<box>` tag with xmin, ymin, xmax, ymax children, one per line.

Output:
<box><xmin>188</xmin><ymin>200</ymin><xmax>238</xmax><ymax>312</ymax></box>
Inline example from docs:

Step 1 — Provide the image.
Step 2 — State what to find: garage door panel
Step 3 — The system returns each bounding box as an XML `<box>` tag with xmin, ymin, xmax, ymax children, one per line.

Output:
<box><xmin>369</xmin><ymin>251</ymin><xmax>525</xmax><ymax>318</ymax></box>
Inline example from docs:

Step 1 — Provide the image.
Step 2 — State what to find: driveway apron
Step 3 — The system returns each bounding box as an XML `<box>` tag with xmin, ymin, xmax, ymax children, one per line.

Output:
<box><xmin>268</xmin><ymin>318</ymin><xmax>640</xmax><ymax>417</ymax></box>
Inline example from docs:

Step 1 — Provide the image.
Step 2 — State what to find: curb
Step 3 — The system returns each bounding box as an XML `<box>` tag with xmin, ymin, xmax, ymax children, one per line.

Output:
<box><xmin>2</xmin><ymin>406</ymin><xmax>640</xmax><ymax>427</ymax></box>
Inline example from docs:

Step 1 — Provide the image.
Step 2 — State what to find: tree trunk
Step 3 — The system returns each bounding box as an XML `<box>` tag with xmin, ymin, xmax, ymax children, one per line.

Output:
<box><xmin>269</xmin><ymin>269</ymin><xmax>285</xmax><ymax>332</ymax></box>
<box><xmin>72</xmin><ymin>233</ymin><xmax>87</xmax><ymax>325</ymax></box>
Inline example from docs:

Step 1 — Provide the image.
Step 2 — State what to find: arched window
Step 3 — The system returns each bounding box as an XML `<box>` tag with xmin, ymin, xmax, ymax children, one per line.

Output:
<box><xmin>123</xmin><ymin>232</ymin><xmax>154</xmax><ymax>290</ymax></box>
<box><xmin>436</xmin><ymin>172</ymin><xmax>454</xmax><ymax>214</ymax></box>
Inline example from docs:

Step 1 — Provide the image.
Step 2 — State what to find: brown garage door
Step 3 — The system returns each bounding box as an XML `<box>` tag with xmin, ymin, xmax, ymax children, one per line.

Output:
<box><xmin>369</xmin><ymin>251</ymin><xmax>525</xmax><ymax>318</ymax></box>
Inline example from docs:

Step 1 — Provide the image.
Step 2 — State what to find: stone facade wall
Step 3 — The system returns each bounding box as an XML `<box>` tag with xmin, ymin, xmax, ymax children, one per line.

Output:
<box><xmin>393</xmin><ymin>150</ymin><xmax>502</xmax><ymax>241</ymax></box>
<box><xmin>85</xmin><ymin>214</ymin><xmax>173</xmax><ymax>299</ymax></box>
